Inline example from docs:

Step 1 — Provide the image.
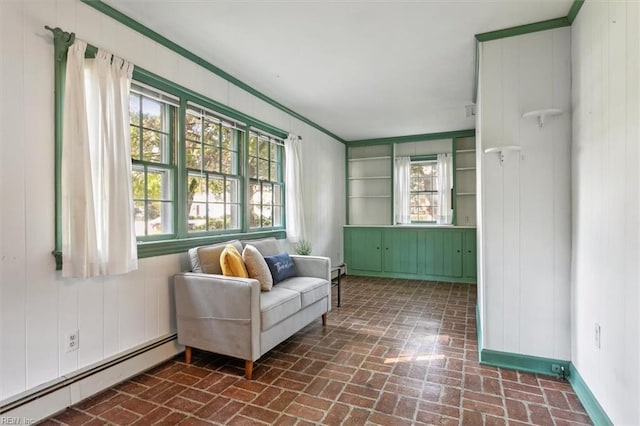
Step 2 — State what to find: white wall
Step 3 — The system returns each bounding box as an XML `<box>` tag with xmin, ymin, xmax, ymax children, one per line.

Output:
<box><xmin>571</xmin><ymin>2</ymin><xmax>640</xmax><ymax>424</ymax></box>
<box><xmin>0</xmin><ymin>0</ymin><xmax>345</xmax><ymax>402</ymax></box>
<box><xmin>478</xmin><ymin>28</ymin><xmax>572</xmax><ymax>360</ymax></box>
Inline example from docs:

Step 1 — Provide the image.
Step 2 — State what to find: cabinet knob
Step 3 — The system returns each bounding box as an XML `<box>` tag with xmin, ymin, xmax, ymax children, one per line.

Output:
<box><xmin>457</xmin><ymin>250</ymin><xmax>461</xmax><ymax>253</ymax></box>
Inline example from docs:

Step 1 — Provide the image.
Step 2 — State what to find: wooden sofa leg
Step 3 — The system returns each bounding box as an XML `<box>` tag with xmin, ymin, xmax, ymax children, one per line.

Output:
<box><xmin>185</xmin><ymin>346</ymin><xmax>192</xmax><ymax>365</ymax></box>
<box><xmin>322</xmin><ymin>313</ymin><xmax>327</xmax><ymax>326</ymax></box>
<box><xmin>245</xmin><ymin>360</ymin><xmax>254</xmax><ymax>380</ymax></box>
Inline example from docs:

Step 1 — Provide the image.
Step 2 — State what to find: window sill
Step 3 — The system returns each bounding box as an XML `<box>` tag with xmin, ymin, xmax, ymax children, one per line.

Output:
<box><xmin>53</xmin><ymin>229</ymin><xmax>287</xmax><ymax>270</ymax></box>
<box><xmin>137</xmin><ymin>229</ymin><xmax>287</xmax><ymax>259</ymax></box>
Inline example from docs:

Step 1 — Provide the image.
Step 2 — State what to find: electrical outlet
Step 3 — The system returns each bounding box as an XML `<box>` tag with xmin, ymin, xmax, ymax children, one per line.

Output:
<box><xmin>551</xmin><ymin>364</ymin><xmax>562</xmax><ymax>373</ymax></box>
<box><xmin>66</xmin><ymin>330</ymin><xmax>79</xmax><ymax>352</ymax></box>
<box><xmin>594</xmin><ymin>323</ymin><xmax>601</xmax><ymax>349</ymax></box>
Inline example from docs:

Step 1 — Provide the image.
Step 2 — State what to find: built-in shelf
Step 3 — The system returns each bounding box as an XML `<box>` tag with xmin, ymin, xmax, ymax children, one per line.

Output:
<box><xmin>456</xmin><ymin>167</ymin><xmax>476</xmax><ymax>171</ymax></box>
<box><xmin>348</xmin><ymin>156</ymin><xmax>391</xmax><ymax>162</ymax></box>
<box><xmin>349</xmin><ymin>195</ymin><xmax>391</xmax><ymax>199</ymax></box>
<box><xmin>484</xmin><ymin>145</ymin><xmax>521</xmax><ymax>165</ymax></box>
<box><xmin>457</xmin><ymin>192</ymin><xmax>476</xmax><ymax>196</ymax></box>
<box><xmin>348</xmin><ymin>176</ymin><xmax>391</xmax><ymax>180</ymax></box>
<box><xmin>522</xmin><ymin>108</ymin><xmax>563</xmax><ymax>128</ymax></box>
<box><xmin>456</xmin><ymin>149</ymin><xmax>476</xmax><ymax>154</ymax></box>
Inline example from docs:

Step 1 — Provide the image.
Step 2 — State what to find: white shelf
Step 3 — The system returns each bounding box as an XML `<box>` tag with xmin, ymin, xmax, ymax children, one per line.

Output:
<box><xmin>348</xmin><ymin>176</ymin><xmax>391</xmax><ymax>180</ymax></box>
<box><xmin>522</xmin><ymin>108</ymin><xmax>563</xmax><ymax>128</ymax></box>
<box><xmin>456</xmin><ymin>149</ymin><xmax>476</xmax><ymax>154</ymax></box>
<box><xmin>456</xmin><ymin>192</ymin><xmax>476</xmax><ymax>196</ymax></box>
<box><xmin>348</xmin><ymin>156</ymin><xmax>391</xmax><ymax>162</ymax></box>
<box><xmin>349</xmin><ymin>195</ymin><xmax>391</xmax><ymax>199</ymax></box>
<box><xmin>456</xmin><ymin>167</ymin><xmax>476</xmax><ymax>171</ymax></box>
<box><xmin>484</xmin><ymin>145</ymin><xmax>521</xmax><ymax>165</ymax></box>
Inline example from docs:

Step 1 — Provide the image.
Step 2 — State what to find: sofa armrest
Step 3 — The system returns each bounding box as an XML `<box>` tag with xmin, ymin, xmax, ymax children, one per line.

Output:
<box><xmin>290</xmin><ymin>255</ymin><xmax>331</xmax><ymax>282</ymax></box>
<box><xmin>174</xmin><ymin>273</ymin><xmax>261</xmax><ymax>361</ymax></box>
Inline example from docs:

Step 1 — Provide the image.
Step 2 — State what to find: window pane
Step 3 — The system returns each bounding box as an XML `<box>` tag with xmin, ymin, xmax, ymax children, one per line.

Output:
<box><xmin>249</xmin><ymin>205</ymin><xmax>261</xmax><ymax>228</ymax></box>
<box><xmin>270</xmin><ymin>161</ymin><xmax>278</xmax><ymax>182</ymax></box>
<box><xmin>208</xmin><ymin>176</ymin><xmax>224</xmax><ymax>203</ymax></box>
<box><xmin>258</xmin><ymin>159</ymin><xmax>269</xmax><ymax>181</ymax></box>
<box><xmin>132</xmin><ymin>168</ymin><xmax>145</xmax><ymax>199</ymax></box>
<box><xmin>262</xmin><ymin>206</ymin><xmax>273</xmax><ymax>227</ymax></box>
<box><xmin>185</xmin><ymin>141</ymin><xmax>201</xmax><ymax>169</ymax></box>
<box><xmin>226</xmin><ymin>178</ymin><xmax>239</xmax><ymax>204</ymax></box>
<box><xmin>203</xmin><ymin>146</ymin><xmax>219</xmax><ymax>172</ymax></box>
<box><xmin>133</xmin><ymin>200</ymin><xmax>145</xmax><ymax>236</ymax></box>
<box><xmin>273</xmin><ymin>206</ymin><xmax>283</xmax><ymax>227</ymax></box>
<box><xmin>221</xmin><ymin>149</ymin><xmax>236</xmax><ymax>175</ymax></box>
<box><xmin>141</xmin><ymin>97</ymin><xmax>163</xmax><ymax>131</ymax></box>
<box><xmin>203</xmin><ymin>119</ymin><xmax>219</xmax><ymax>146</ymax></box>
<box><xmin>273</xmin><ymin>184</ymin><xmax>283</xmax><ymax>206</ymax></box>
<box><xmin>270</xmin><ymin>144</ymin><xmax>278</xmax><ymax>162</ymax></box>
<box><xmin>221</xmin><ymin>126</ymin><xmax>233</xmax><ymax>150</ymax></box>
<box><xmin>262</xmin><ymin>183</ymin><xmax>273</xmax><ymax>206</ymax></box>
<box><xmin>227</xmin><ymin>203</ymin><xmax>240</xmax><ymax>230</ymax></box>
<box><xmin>248</xmin><ymin>135</ymin><xmax>258</xmax><ymax>156</ymax></box>
<box><xmin>188</xmin><ymin>202</ymin><xmax>206</xmax><ymax>232</ymax></box>
<box><xmin>142</xmin><ymin>130</ymin><xmax>164</xmax><ymax>162</ymax></box>
<box><xmin>148</xmin><ymin>201</ymin><xmax>172</xmax><ymax>235</ymax></box>
<box><xmin>147</xmin><ymin>169</ymin><xmax>171</xmax><ymax>201</ymax></box>
<box><xmin>248</xmin><ymin>157</ymin><xmax>258</xmax><ymax>179</ymax></box>
<box><xmin>130</xmin><ymin>125</ymin><xmax>140</xmax><ymax>160</ymax></box>
<box><xmin>185</xmin><ymin>113</ymin><xmax>201</xmax><ymax>142</ymax></box>
<box><xmin>258</xmin><ymin>138</ymin><xmax>269</xmax><ymax>160</ymax></box>
<box><xmin>129</xmin><ymin>93</ymin><xmax>140</xmax><ymax>125</ymax></box>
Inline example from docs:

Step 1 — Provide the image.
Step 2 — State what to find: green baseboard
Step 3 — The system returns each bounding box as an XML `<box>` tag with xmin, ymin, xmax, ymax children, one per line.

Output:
<box><xmin>479</xmin><ymin>349</ymin><xmax>569</xmax><ymax>378</ymax></box>
<box><xmin>346</xmin><ymin>270</ymin><xmax>477</xmax><ymax>284</ymax></box>
<box><xmin>568</xmin><ymin>364</ymin><xmax>613</xmax><ymax>426</ymax></box>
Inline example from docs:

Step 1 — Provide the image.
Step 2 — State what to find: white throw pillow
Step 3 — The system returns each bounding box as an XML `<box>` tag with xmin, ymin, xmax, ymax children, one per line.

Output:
<box><xmin>242</xmin><ymin>244</ymin><xmax>273</xmax><ymax>291</ymax></box>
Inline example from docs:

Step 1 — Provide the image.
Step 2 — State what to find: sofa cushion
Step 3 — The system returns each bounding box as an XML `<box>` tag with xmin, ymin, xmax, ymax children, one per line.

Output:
<box><xmin>260</xmin><ymin>287</ymin><xmax>301</xmax><ymax>331</ymax></box>
<box><xmin>242</xmin><ymin>237</ymin><xmax>281</xmax><ymax>256</ymax></box>
<box><xmin>277</xmin><ymin>277</ymin><xmax>330</xmax><ymax>308</ymax></box>
<box><xmin>189</xmin><ymin>240</ymin><xmax>242</xmax><ymax>274</ymax></box>
<box><xmin>243</xmin><ymin>244</ymin><xmax>273</xmax><ymax>291</ymax></box>
<box><xmin>263</xmin><ymin>252</ymin><xmax>297</xmax><ymax>284</ymax></box>
<box><xmin>220</xmin><ymin>245</ymin><xmax>249</xmax><ymax>278</ymax></box>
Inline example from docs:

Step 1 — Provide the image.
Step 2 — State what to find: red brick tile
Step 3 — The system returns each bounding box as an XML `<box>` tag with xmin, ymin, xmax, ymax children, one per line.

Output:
<box><xmin>165</xmin><ymin>395</ymin><xmax>203</xmax><ymax>412</ymax></box>
<box><xmin>193</xmin><ymin>396</ymin><xmax>231</xmax><ymax>419</ymax></box>
<box><xmin>505</xmin><ymin>398</ymin><xmax>529</xmax><ymax>422</ymax></box>
<box><xmin>504</xmin><ymin>388</ymin><xmax>546</xmax><ymax>404</ymax></box>
<box><xmin>167</xmin><ymin>371</ymin><xmax>201</xmax><ymax>386</ymax></box>
<box><xmin>462</xmin><ymin>398</ymin><xmax>505</xmax><ymax>417</ymax></box>
<box><xmin>267</xmin><ymin>390</ymin><xmax>297</xmax><ymax>412</ymax></box>
<box><xmin>461</xmin><ymin>409</ymin><xmax>483</xmax><ymax>425</ymax></box>
<box><xmin>305</xmin><ymin>376</ymin><xmax>330</xmax><ymax>396</ymax></box>
<box><xmin>368</xmin><ymin>412</ymin><xmax>414</xmax><ymax>426</ymax></box>
<box><xmin>338</xmin><ymin>391</ymin><xmax>376</xmax><ymax>409</ymax></box>
<box><xmin>155</xmin><ymin>411</ymin><xmax>187</xmax><ymax>425</ymax></box>
<box><xmin>284</xmin><ymin>402</ymin><xmax>325</xmax><ymax>422</ymax></box>
<box><xmin>53</xmin><ymin>408</ymin><xmax>92</xmax><ymax>425</ymax></box>
<box><xmin>272</xmin><ymin>414</ymin><xmax>298</xmax><ymax>426</ymax></box>
<box><xmin>464</xmin><ymin>390</ymin><xmax>504</xmax><ymax>407</ymax></box>
<box><xmin>416</xmin><ymin>410</ymin><xmax>459</xmax><ymax>426</ymax></box>
<box><xmin>238</xmin><ymin>405</ymin><xmax>280</xmax><ymax>424</ymax></box>
<box><xmin>221</xmin><ymin>385</ymin><xmax>257</xmax><ymax>402</ymax></box>
<box><xmin>179</xmin><ymin>387</ymin><xmax>215</xmax><ymax>404</ymax></box>
<box><xmin>120</xmin><ymin>397</ymin><xmax>158</xmax><ymax>415</ymax></box>
<box><xmin>318</xmin><ymin>380</ymin><xmax>346</xmax><ymax>400</ymax></box>
<box><xmin>545</xmin><ymin>388</ymin><xmax>571</xmax><ymax>409</ymax></box>
<box><xmin>295</xmin><ymin>394</ymin><xmax>332</xmax><ymax>411</ymax></box>
<box><xmin>418</xmin><ymin>401</ymin><xmax>460</xmax><ymax>418</ymax></box>
<box><xmin>343</xmin><ymin>407</ymin><xmax>371</xmax><ymax>425</ymax></box>
<box><xmin>529</xmin><ymin>404</ymin><xmax>554</xmax><ymax>425</ymax></box>
<box><xmin>113</xmin><ymin>380</ymin><xmax>147</xmax><ymax>395</ymax></box>
<box><xmin>394</xmin><ymin>395</ymin><xmax>418</xmax><ymax>419</ymax></box>
<box><xmin>273</xmin><ymin>377</ymin><xmax>307</xmax><ymax>391</ymax></box>
<box><xmin>374</xmin><ymin>391</ymin><xmax>398</xmax><ymax>415</ymax></box>
<box><xmin>179</xmin><ymin>417</ymin><xmax>216</xmax><ymax>426</ymax></box>
<box><xmin>99</xmin><ymin>407</ymin><xmax>140</xmax><ymax>425</ymax></box>
<box><xmin>550</xmin><ymin>408</ymin><xmax>593</xmax><ymax>424</ymax></box>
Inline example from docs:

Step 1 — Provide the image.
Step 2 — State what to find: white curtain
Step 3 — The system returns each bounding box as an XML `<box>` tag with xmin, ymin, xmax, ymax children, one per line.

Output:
<box><xmin>285</xmin><ymin>134</ymin><xmax>306</xmax><ymax>242</ymax></box>
<box><xmin>394</xmin><ymin>156</ymin><xmax>411</xmax><ymax>224</ymax></box>
<box><xmin>436</xmin><ymin>153</ymin><xmax>453</xmax><ymax>225</ymax></box>
<box><xmin>62</xmin><ymin>41</ymin><xmax>138</xmax><ymax>278</ymax></box>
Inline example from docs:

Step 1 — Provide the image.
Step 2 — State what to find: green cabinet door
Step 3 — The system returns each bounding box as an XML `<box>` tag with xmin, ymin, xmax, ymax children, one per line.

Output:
<box><xmin>443</xmin><ymin>230</ymin><xmax>463</xmax><ymax>278</ymax></box>
<box><xmin>423</xmin><ymin>230</ymin><xmax>445</xmax><ymax>276</ymax></box>
<box><xmin>346</xmin><ymin>228</ymin><xmax>383</xmax><ymax>272</ymax></box>
<box><xmin>383</xmin><ymin>229</ymin><xmax>418</xmax><ymax>274</ymax></box>
<box><xmin>463</xmin><ymin>230</ymin><xmax>477</xmax><ymax>280</ymax></box>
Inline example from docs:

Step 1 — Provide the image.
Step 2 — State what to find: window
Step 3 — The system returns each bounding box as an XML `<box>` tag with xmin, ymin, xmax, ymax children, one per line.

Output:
<box><xmin>410</xmin><ymin>159</ymin><xmax>439</xmax><ymax>222</ymax></box>
<box><xmin>127</xmin><ymin>81</ymin><xmax>286</xmax><ymax>248</ymax></box>
<box><xmin>129</xmin><ymin>85</ymin><xmax>178</xmax><ymax>238</ymax></box>
<box><xmin>248</xmin><ymin>132</ymin><xmax>284</xmax><ymax>229</ymax></box>
<box><xmin>185</xmin><ymin>105</ymin><xmax>243</xmax><ymax>233</ymax></box>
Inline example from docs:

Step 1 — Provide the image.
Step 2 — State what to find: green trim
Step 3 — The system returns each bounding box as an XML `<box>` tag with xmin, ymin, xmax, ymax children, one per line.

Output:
<box><xmin>475</xmin><ymin>304</ymin><xmax>483</xmax><ymax>354</ymax></box>
<box><xmin>475</xmin><ymin>17</ymin><xmax>570</xmax><ymax>42</ymax></box>
<box><xmin>138</xmin><ymin>230</ymin><xmax>286</xmax><ymax>259</ymax></box>
<box><xmin>567</xmin><ymin>0</ymin><xmax>586</xmax><ymax>24</ymax></box>
<box><xmin>79</xmin><ymin>0</ymin><xmax>345</xmax><ymax>144</ymax></box>
<box><xmin>568</xmin><ymin>364</ymin><xmax>614</xmax><ymax>426</ymax></box>
<box><xmin>410</xmin><ymin>154</ymin><xmax>437</xmax><ymax>162</ymax></box>
<box><xmin>472</xmin><ymin>40</ymin><xmax>479</xmax><ymax>104</ymax></box>
<box><xmin>346</xmin><ymin>269</ymin><xmax>476</xmax><ymax>284</ymax></box>
<box><xmin>479</xmin><ymin>349</ymin><xmax>569</xmax><ymax>378</ymax></box>
<box><xmin>348</xmin><ymin>129</ymin><xmax>475</xmax><ymax>147</ymax></box>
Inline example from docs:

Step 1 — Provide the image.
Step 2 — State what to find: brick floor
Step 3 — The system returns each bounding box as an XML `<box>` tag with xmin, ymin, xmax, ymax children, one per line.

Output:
<box><xmin>41</xmin><ymin>276</ymin><xmax>591</xmax><ymax>425</ymax></box>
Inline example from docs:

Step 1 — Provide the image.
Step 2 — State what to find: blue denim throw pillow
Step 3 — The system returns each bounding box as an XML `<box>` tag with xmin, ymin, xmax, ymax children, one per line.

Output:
<box><xmin>263</xmin><ymin>252</ymin><xmax>297</xmax><ymax>284</ymax></box>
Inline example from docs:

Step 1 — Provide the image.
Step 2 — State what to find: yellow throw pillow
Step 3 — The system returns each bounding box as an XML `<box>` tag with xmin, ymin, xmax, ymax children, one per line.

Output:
<box><xmin>220</xmin><ymin>244</ymin><xmax>249</xmax><ymax>278</ymax></box>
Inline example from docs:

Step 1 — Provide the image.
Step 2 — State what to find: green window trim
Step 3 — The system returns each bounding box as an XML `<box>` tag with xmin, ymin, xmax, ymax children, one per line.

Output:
<box><xmin>49</xmin><ymin>27</ymin><xmax>288</xmax><ymax>269</ymax></box>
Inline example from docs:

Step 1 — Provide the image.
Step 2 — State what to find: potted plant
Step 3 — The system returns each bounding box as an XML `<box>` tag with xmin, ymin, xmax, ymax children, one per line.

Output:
<box><xmin>294</xmin><ymin>239</ymin><xmax>312</xmax><ymax>255</ymax></box>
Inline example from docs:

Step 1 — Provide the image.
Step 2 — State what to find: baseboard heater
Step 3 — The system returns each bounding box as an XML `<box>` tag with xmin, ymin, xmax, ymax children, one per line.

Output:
<box><xmin>0</xmin><ymin>333</ymin><xmax>179</xmax><ymax>415</ymax></box>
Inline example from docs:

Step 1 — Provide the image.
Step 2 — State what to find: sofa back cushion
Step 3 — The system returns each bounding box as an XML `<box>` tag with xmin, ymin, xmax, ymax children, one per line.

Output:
<box><xmin>188</xmin><ymin>240</ymin><xmax>242</xmax><ymax>274</ymax></box>
<box><xmin>241</xmin><ymin>237</ymin><xmax>281</xmax><ymax>256</ymax></box>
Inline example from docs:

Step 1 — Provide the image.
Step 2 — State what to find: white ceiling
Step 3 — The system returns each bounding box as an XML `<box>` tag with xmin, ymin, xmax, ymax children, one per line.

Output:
<box><xmin>103</xmin><ymin>0</ymin><xmax>574</xmax><ymax>141</ymax></box>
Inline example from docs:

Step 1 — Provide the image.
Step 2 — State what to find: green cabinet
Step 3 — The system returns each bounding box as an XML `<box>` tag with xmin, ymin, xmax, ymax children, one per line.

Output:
<box><xmin>345</xmin><ymin>226</ymin><xmax>476</xmax><ymax>283</ymax></box>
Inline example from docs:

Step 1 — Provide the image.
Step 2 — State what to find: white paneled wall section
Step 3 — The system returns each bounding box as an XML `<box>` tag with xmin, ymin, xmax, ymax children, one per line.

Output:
<box><xmin>571</xmin><ymin>2</ymin><xmax>640</xmax><ymax>424</ymax></box>
<box><xmin>0</xmin><ymin>0</ymin><xmax>345</xmax><ymax>402</ymax></box>
<box><xmin>478</xmin><ymin>28</ymin><xmax>571</xmax><ymax>360</ymax></box>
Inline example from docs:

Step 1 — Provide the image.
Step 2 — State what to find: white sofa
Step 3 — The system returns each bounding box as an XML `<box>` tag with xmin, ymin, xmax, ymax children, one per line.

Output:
<box><xmin>174</xmin><ymin>238</ymin><xmax>331</xmax><ymax>379</ymax></box>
